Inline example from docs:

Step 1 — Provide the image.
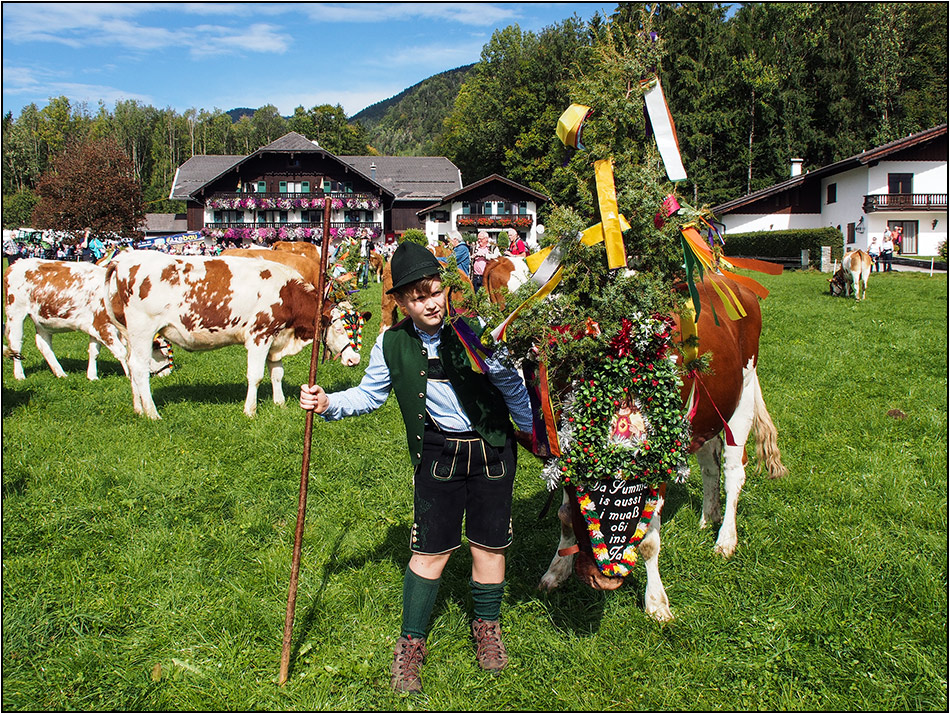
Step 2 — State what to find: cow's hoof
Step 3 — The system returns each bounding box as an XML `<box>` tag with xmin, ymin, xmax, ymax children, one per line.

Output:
<box><xmin>574</xmin><ymin>552</ymin><xmax>624</xmax><ymax>591</ymax></box>
<box><xmin>646</xmin><ymin>601</ymin><xmax>674</xmax><ymax>623</ymax></box>
<box><xmin>713</xmin><ymin>541</ymin><xmax>736</xmax><ymax>558</ymax></box>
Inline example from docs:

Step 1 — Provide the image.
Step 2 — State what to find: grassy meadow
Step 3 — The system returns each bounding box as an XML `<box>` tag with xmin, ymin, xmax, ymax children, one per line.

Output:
<box><xmin>2</xmin><ymin>267</ymin><xmax>947</xmax><ymax>711</ymax></box>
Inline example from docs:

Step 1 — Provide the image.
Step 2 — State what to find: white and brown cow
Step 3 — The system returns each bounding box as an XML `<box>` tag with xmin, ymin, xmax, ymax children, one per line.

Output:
<box><xmin>539</xmin><ymin>278</ymin><xmax>787</xmax><ymax>622</ymax></box>
<box><xmin>103</xmin><ymin>251</ymin><xmax>364</xmax><ymax>419</ymax></box>
<box><xmin>482</xmin><ymin>256</ymin><xmax>531</xmax><ymax>308</ymax></box>
<box><xmin>220</xmin><ymin>247</ymin><xmax>322</xmax><ymax>288</ymax></box>
<box><xmin>830</xmin><ymin>250</ymin><xmax>873</xmax><ymax>300</ymax></box>
<box><xmin>3</xmin><ymin>258</ymin><xmax>172</xmax><ymax>381</ymax></box>
<box><xmin>273</xmin><ymin>240</ymin><xmax>321</xmax><ymax>265</ymax></box>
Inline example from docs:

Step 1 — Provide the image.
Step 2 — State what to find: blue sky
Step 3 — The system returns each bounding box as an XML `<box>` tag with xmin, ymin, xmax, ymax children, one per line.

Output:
<box><xmin>2</xmin><ymin>2</ymin><xmax>616</xmax><ymax>119</ymax></box>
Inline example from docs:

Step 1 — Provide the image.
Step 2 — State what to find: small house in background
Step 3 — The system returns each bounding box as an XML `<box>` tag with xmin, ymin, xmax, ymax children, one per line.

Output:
<box><xmin>713</xmin><ymin>124</ymin><xmax>948</xmax><ymax>256</ymax></box>
<box><xmin>135</xmin><ymin>213</ymin><xmax>189</xmax><ymax>248</ymax></box>
<box><xmin>416</xmin><ymin>174</ymin><xmax>550</xmax><ymax>247</ymax></box>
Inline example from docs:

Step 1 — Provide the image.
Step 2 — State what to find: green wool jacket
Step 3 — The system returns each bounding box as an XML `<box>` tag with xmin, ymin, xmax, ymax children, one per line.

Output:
<box><xmin>382</xmin><ymin>317</ymin><xmax>512</xmax><ymax>465</ymax></box>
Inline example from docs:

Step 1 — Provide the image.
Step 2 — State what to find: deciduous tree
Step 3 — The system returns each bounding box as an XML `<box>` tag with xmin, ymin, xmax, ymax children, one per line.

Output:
<box><xmin>31</xmin><ymin>137</ymin><xmax>145</xmax><ymax>238</ymax></box>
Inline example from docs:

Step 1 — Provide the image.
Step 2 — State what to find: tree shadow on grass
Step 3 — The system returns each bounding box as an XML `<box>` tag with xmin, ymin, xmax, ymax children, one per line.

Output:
<box><xmin>1</xmin><ymin>385</ymin><xmax>34</xmax><ymax>417</ymax></box>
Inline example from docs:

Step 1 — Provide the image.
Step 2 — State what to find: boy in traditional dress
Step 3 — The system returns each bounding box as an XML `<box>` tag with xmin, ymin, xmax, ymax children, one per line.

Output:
<box><xmin>299</xmin><ymin>241</ymin><xmax>534</xmax><ymax>694</ymax></box>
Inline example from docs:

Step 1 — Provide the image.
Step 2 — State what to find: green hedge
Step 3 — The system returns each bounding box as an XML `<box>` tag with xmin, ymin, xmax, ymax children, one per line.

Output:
<box><xmin>723</xmin><ymin>227</ymin><xmax>843</xmax><ymax>267</ymax></box>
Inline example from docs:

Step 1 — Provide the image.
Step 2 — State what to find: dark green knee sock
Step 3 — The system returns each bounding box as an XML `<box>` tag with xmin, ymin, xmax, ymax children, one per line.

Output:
<box><xmin>470</xmin><ymin>579</ymin><xmax>506</xmax><ymax>621</ymax></box>
<box><xmin>401</xmin><ymin>567</ymin><xmax>441</xmax><ymax>640</ymax></box>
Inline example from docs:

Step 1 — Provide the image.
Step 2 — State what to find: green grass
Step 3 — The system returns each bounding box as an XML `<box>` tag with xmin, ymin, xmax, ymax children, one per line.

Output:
<box><xmin>2</xmin><ymin>271</ymin><xmax>947</xmax><ymax>710</ymax></box>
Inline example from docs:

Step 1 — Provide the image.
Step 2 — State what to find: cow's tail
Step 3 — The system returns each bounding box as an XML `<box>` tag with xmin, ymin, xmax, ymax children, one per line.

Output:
<box><xmin>750</xmin><ymin>369</ymin><xmax>789</xmax><ymax>479</ymax></box>
<box><xmin>102</xmin><ymin>261</ymin><xmax>129</xmax><ymax>342</ymax></box>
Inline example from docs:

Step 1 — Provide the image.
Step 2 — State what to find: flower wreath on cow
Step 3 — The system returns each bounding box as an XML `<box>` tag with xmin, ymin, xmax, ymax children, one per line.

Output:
<box><xmin>441</xmin><ymin>23</ymin><xmax>780</xmax><ymax>581</ymax></box>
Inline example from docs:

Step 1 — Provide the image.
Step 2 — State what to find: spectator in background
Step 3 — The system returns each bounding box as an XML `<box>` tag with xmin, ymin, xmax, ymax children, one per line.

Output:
<box><xmin>358</xmin><ymin>228</ymin><xmax>372</xmax><ymax>287</ymax></box>
<box><xmin>867</xmin><ymin>235</ymin><xmax>881</xmax><ymax>272</ymax></box>
<box><xmin>880</xmin><ymin>231</ymin><xmax>894</xmax><ymax>272</ymax></box>
<box><xmin>505</xmin><ymin>228</ymin><xmax>528</xmax><ymax>258</ymax></box>
<box><xmin>471</xmin><ymin>231</ymin><xmax>499</xmax><ymax>292</ymax></box>
<box><xmin>448</xmin><ymin>231</ymin><xmax>471</xmax><ymax>277</ymax></box>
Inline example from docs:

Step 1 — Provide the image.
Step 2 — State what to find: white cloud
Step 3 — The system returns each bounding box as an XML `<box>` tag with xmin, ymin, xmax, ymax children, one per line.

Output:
<box><xmin>1</xmin><ymin>64</ymin><xmax>153</xmax><ymax>109</ymax></box>
<box><xmin>2</xmin><ymin>3</ymin><xmax>290</xmax><ymax>57</ymax></box>
<box><xmin>298</xmin><ymin>3</ymin><xmax>519</xmax><ymax>27</ymax></box>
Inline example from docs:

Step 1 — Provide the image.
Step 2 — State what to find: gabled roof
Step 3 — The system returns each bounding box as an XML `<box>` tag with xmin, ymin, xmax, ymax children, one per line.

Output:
<box><xmin>714</xmin><ymin>123</ymin><xmax>948</xmax><ymax>214</ymax></box>
<box><xmin>170</xmin><ymin>155</ymin><xmax>243</xmax><ymax>200</ymax></box>
<box><xmin>258</xmin><ymin>131</ymin><xmax>323</xmax><ymax>153</ymax></box>
<box><xmin>337</xmin><ymin>155</ymin><xmax>462</xmax><ymax>201</ymax></box>
<box><xmin>416</xmin><ymin>173</ymin><xmax>549</xmax><ymax>215</ymax></box>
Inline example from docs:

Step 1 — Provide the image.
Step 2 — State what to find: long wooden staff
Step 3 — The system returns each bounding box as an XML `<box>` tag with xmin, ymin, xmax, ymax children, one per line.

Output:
<box><xmin>279</xmin><ymin>197</ymin><xmax>333</xmax><ymax>686</ymax></box>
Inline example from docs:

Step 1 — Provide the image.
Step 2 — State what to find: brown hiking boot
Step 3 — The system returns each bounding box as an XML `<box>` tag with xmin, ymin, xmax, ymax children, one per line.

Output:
<box><xmin>471</xmin><ymin>618</ymin><xmax>508</xmax><ymax>672</ymax></box>
<box><xmin>390</xmin><ymin>635</ymin><xmax>427</xmax><ymax>693</ymax></box>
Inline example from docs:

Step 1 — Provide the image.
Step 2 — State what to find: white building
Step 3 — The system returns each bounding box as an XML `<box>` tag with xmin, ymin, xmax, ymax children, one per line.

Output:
<box><xmin>416</xmin><ymin>174</ymin><xmax>549</xmax><ymax>248</ymax></box>
<box><xmin>713</xmin><ymin>124</ymin><xmax>948</xmax><ymax>256</ymax></box>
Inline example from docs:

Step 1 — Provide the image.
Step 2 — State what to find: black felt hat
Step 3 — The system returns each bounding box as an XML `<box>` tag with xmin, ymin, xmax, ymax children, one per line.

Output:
<box><xmin>387</xmin><ymin>241</ymin><xmax>442</xmax><ymax>294</ymax></box>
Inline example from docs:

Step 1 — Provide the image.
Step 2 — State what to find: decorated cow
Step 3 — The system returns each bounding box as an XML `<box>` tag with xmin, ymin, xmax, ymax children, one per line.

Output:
<box><xmin>103</xmin><ymin>251</ymin><xmax>368</xmax><ymax>419</ymax></box>
<box><xmin>4</xmin><ymin>258</ymin><xmax>172</xmax><ymax>381</ymax></box>
<box><xmin>465</xmin><ymin>93</ymin><xmax>793</xmax><ymax>623</ymax></box>
<box><xmin>535</xmin><ymin>278</ymin><xmax>787</xmax><ymax>621</ymax></box>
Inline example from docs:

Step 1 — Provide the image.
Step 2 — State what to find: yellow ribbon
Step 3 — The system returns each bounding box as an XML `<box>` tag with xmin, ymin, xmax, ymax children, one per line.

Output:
<box><xmin>581</xmin><ymin>214</ymin><xmax>632</xmax><ymax>246</ymax></box>
<box><xmin>594</xmin><ymin>159</ymin><xmax>627</xmax><ymax>269</ymax></box>
<box><xmin>556</xmin><ymin>104</ymin><xmax>591</xmax><ymax>149</ymax></box>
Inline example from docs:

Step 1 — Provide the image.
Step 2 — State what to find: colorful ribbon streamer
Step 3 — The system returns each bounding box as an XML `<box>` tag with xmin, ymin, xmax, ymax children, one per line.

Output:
<box><xmin>641</xmin><ymin>75</ymin><xmax>687</xmax><ymax>182</ymax></box>
<box><xmin>448</xmin><ymin>304</ymin><xmax>494</xmax><ymax>373</ymax></box>
<box><xmin>556</xmin><ymin>104</ymin><xmax>592</xmax><ymax>149</ymax></box>
<box><xmin>522</xmin><ymin>360</ymin><xmax>561</xmax><ymax>457</ymax></box>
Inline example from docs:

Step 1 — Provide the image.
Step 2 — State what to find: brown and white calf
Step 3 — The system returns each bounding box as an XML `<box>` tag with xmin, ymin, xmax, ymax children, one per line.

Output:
<box><xmin>830</xmin><ymin>250</ymin><xmax>873</xmax><ymax>300</ymax></box>
<box><xmin>103</xmin><ymin>251</ymin><xmax>364</xmax><ymax>419</ymax></box>
<box><xmin>3</xmin><ymin>259</ymin><xmax>172</xmax><ymax>381</ymax></box>
<box><xmin>482</xmin><ymin>256</ymin><xmax>531</xmax><ymax>308</ymax></box>
<box><xmin>539</xmin><ymin>278</ymin><xmax>788</xmax><ymax>622</ymax></box>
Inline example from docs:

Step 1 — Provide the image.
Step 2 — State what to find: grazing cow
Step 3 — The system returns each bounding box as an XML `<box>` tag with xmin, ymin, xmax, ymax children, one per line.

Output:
<box><xmin>539</xmin><ymin>278</ymin><xmax>787</xmax><ymax>621</ymax></box>
<box><xmin>482</xmin><ymin>256</ymin><xmax>531</xmax><ymax>308</ymax></box>
<box><xmin>3</xmin><ymin>259</ymin><xmax>172</xmax><ymax>381</ymax></box>
<box><xmin>103</xmin><ymin>251</ymin><xmax>366</xmax><ymax>419</ymax></box>
<box><xmin>221</xmin><ymin>248</ymin><xmax>321</xmax><ymax>288</ymax></box>
<box><xmin>378</xmin><ymin>260</ymin><xmax>474</xmax><ymax>333</ymax></box>
<box><xmin>829</xmin><ymin>250</ymin><xmax>873</xmax><ymax>300</ymax></box>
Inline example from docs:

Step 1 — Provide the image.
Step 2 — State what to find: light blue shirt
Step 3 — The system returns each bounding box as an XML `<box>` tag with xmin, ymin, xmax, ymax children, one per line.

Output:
<box><xmin>322</xmin><ymin>321</ymin><xmax>534</xmax><ymax>433</ymax></box>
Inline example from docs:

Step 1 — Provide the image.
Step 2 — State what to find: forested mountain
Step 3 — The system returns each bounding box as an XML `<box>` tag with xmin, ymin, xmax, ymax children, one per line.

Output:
<box><xmin>3</xmin><ymin>2</ymin><xmax>947</xmax><ymax>229</ymax></box>
<box><xmin>352</xmin><ymin>64</ymin><xmax>475</xmax><ymax>156</ymax></box>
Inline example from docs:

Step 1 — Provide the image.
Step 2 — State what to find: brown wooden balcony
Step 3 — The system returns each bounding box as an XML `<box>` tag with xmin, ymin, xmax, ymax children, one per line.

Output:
<box><xmin>863</xmin><ymin>193</ymin><xmax>947</xmax><ymax>212</ymax></box>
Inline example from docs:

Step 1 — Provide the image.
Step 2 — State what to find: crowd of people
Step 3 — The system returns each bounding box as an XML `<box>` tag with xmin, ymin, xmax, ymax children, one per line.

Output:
<box><xmin>2</xmin><ymin>225</ymin><xmax>533</xmax><ymax>295</ymax></box>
